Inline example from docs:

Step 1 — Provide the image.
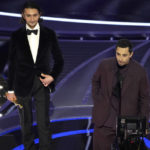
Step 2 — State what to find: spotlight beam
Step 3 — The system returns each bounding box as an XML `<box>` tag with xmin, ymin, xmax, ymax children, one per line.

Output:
<box><xmin>0</xmin><ymin>11</ymin><xmax>150</xmax><ymax>26</ymax></box>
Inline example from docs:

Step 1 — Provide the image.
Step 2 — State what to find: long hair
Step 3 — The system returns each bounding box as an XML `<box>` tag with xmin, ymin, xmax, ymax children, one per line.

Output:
<box><xmin>20</xmin><ymin>1</ymin><xmax>43</xmax><ymax>24</ymax></box>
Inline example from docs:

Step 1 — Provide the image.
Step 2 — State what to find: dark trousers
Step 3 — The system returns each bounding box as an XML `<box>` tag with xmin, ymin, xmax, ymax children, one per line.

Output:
<box><xmin>18</xmin><ymin>76</ymin><xmax>51</xmax><ymax>150</ymax></box>
<box><xmin>93</xmin><ymin>126</ymin><xmax>116</xmax><ymax>150</ymax></box>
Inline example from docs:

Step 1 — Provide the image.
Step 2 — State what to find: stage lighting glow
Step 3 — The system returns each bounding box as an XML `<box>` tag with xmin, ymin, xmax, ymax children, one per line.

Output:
<box><xmin>0</xmin><ymin>12</ymin><xmax>20</xmax><ymax>17</ymax></box>
<box><xmin>0</xmin><ymin>113</ymin><xmax>3</xmax><ymax>117</ymax></box>
<box><xmin>0</xmin><ymin>85</ymin><xmax>3</xmax><ymax>90</ymax></box>
<box><xmin>1</xmin><ymin>11</ymin><xmax>150</xmax><ymax>26</ymax></box>
<box><xmin>12</xmin><ymin>129</ymin><xmax>150</xmax><ymax>150</ymax></box>
<box><xmin>0</xmin><ymin>117</ymin><xmax>92</xmax><ymax>136</ymax></box>
<box><xmin>143</xmin><ymin>137</ymin><xmax>150</xmax><ymax>148</ymax></box>
<box><xmin>51</xmin><ymin>117</ymin><xmax>92</xmax><ymax>123</ymax></box>
<box><xmin>52</xmin><ymin>129</ymin><xmax>94</xmax><ymax>139</ymax></box>
<box><xmin>12</xmin><ymin>129</ymin><xmax>94</xmax><ymax>150</ymax></box>
<box><xmin>0</xmin><ymin>117</ymin><xmax>149</xmax><ymax>149</ymax></box>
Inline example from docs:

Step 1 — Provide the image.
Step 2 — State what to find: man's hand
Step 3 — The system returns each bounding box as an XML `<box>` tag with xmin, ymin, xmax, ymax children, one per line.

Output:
<box><xmin>6</xmin><ymin>92</ymin><xmax>17</xmax><ymax>103</ymax></box>
<box><xmin>40</xmin><ymin>73</ymin><xmax>54</xmax><ymax>87</ymax></box>
<box><xmin>6</xmin><ymin>92</ymin><xmax>23</xmax><ymax>109</ymax></box>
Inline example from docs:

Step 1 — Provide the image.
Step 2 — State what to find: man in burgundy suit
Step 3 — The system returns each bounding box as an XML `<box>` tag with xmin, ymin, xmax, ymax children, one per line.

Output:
<box><xmin>92</xmin><ymin>39</ymin><xmax>150</xmax><ymax>150</ymax></box>
<box><xmin>6</xmin><ymin>1</ymin><xmax>64</xmax><ymax>150</ymax></box>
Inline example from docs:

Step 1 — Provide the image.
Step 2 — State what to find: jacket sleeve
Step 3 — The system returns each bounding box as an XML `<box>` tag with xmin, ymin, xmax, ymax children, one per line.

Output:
<box><xmin>139</xmin><ymin>69</ymin><xmax>150</xmax><ymax>126</ymax></box>
<box><xmin>92</xmin><ymin>62</ymin><xmax>104</xmax><ymax>104</ymax></box>
<box><xmin>7</xmin><ymin>33</ymin><xmax>17</xmax><ymax>91</ymax></box>
<box><xmin>50</xmin><ymin>31</ymin><xmax>64</xmax><ymax>80</ymax></box>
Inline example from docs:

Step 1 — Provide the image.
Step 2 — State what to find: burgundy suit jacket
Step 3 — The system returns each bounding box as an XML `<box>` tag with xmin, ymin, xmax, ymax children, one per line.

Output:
<box><xmin>92</xmin><ymin>57</ymin><xmax>150</xmax><ymax>127</ymax></box>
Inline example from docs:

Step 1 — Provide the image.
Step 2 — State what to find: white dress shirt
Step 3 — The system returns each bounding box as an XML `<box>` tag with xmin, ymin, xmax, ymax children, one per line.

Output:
<box><xmin>26</xmin><ymin>23</ymin><xmax>40</xmax><ymax>63</ymax></box>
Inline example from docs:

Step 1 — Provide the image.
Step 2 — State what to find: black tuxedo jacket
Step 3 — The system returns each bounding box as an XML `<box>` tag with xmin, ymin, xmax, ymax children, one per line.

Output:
<box><xmin>92</xmin><ymin>58</ymin><xmax>150</xmax><ymax>127</ymax></box>
<box><xmin>8</xmin><ymin>25</ymin><xmax>64</xmax><ymax>97</ymax></box>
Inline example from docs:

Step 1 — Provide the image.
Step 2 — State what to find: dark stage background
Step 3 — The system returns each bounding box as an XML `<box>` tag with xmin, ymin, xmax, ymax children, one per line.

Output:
<box><xmin>0</xmin><ymin>1</ymin><xmax>150</xmax><ymax>150</ymax></box>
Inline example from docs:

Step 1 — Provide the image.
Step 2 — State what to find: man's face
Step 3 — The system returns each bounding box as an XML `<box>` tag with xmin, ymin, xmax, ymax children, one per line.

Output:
<box><xmin>116</xmin><ymin>47</ymin><xmax>133</xmax><ymax>66</ymax></box>
<box><xmin>22</xmin><ymin>8</ymin><xmax>40</xmax><ymax>29</ymax></box>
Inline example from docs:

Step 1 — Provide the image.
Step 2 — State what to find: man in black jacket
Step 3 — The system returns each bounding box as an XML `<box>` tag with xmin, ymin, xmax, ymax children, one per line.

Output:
<box><xmin>6</xmin><ymin>1</ymin><xmax>64</xmax><ymax>150</ymax></box>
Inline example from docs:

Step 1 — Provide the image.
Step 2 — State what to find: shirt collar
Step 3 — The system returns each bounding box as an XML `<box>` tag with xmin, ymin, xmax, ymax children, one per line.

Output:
<box><xmin>26</xmin><ymin>23</ymin><xmax>40</xmax><ymax>30</ymax></box>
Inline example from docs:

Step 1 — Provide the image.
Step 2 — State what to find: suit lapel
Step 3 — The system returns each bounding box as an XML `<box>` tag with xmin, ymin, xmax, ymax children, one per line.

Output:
<box><xmin>107</xmin><ymin>59</ymin><xmax>118</xmax><ymax>97</ymax></box>
<box><xmin>35</xmin><ymin>26</ymin><xmax>46</xmax><ymax>64</ymax></box>
<box><xmin>21</xmin><ymin>27</ymin><xmax>34</xmax><ymax>64</ymax></box>
<box><xmin>21</xmin><ymin>25</ymin><xmax>45</xmax><ymax>65</ymax></box>
<box><xmin>121</xmin><ymin>61</ymin><xmax>133</xmax><ymax>96</ymax></box>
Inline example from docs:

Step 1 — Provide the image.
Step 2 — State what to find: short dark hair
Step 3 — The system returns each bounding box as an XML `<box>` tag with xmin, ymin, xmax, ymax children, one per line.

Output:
<box><xmin>116</xmin><ymin>39</ymin><xmax>133</xmax><ymax>53</ymax></box>
<box><xmin>21</xmin><ymin>1</ymin><xmax>43</xmax><ymax>23</ymax></box>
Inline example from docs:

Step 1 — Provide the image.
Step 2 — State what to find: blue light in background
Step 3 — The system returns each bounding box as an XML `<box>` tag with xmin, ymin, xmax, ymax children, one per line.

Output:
<box><xmin>51</xmin><ymin>117</ymin><xmax>92</xmax><ymax>123</ymax></box>
<box><xmin>0</xmin><ymin>117</ymin><xmax>91</xmax><ymax>136</ymax></box>
<box><xmin>143</xmin><ymin>137</ymin><xmax>150</xmax><ymax>148</ymax></box>
<box><xmin>12</xmin><ymin>129</ymin><xmax>94</xmax><ymax>150</ymax></box>
<box><xmin>12</xmin><ymin>129</ymin><xmax>150</xmax><ymax>150</ymax></box>
<box><xmin>52</xmin><ymin>129</ymin><xmax>94</xmax><ymax>139</ymax></box>
<box><xmin>0</xmin><ymin>117</ymin><xmax>149</xmax><ymax>150</ymax></box>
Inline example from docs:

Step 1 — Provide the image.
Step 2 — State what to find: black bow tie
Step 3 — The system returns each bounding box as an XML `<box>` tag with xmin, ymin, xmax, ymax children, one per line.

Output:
<box><xmin>26</xmin><ymin>29</ymin><xmax>38</xmax><ymax>35</ymax></box>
